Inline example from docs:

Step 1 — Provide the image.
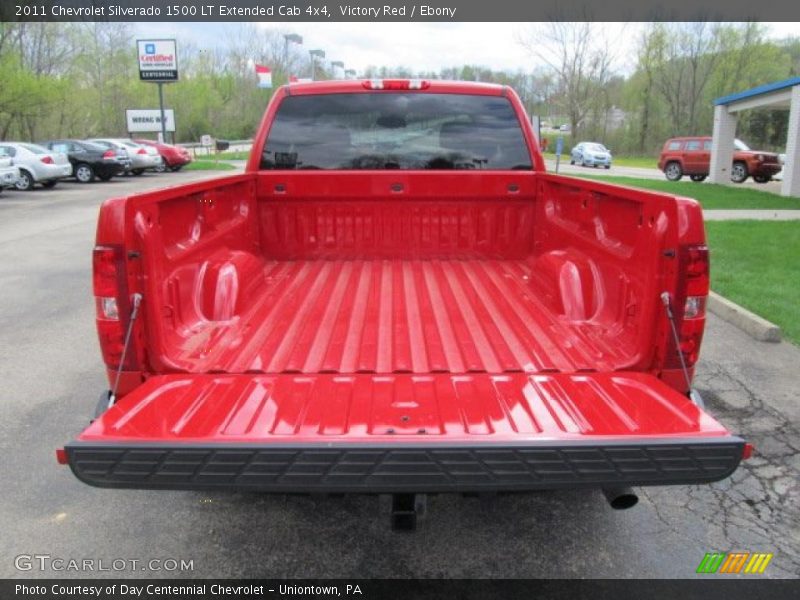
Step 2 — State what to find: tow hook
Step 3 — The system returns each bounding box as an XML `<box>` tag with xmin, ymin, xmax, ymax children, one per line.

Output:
<box><xmin>391</xmin><ymin>493</ymin><xmax>427</xmax><ymax>532</ymax></box>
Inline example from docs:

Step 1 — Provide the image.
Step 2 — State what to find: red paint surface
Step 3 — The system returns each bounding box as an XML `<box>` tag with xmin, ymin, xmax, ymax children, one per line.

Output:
<box><xmin>78</xmin><ymin>372</ymin><xmax>729</xmax><ymax>443</ymax></box>
<box><xmin>80</xmin><ymin>81</ymin><xmax>731</xmax><ymax>448</ymax></box>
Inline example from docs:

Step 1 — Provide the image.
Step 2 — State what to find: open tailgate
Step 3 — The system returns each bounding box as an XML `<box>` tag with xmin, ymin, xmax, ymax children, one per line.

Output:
<box><xmin>65</xmin><ymin>373</ymin><xmax>744</xmax><ymax>493</ymax></box>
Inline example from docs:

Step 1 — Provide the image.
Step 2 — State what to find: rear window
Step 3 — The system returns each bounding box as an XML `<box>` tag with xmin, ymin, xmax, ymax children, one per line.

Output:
<box><xmin>20</xmin><ymin>143</ymin><xmax>48</xmax><ymax>154</ymax></box>
<box><xmin>81</xmin><ymin>141</ymin><xmax>108</xmax><ymax>152</ymax></box>
<box><xmin>51</xmin><ymin>142</ymin><xmax>71</xmax><ymax>153</ymax></box>
<box><xmin>667</xmin><ymin>141</ymin><xmax>682</xmax><ymax>151</ymax></box>
<box><xmin>261</xmin><ymin>93</ymin><xmax>532</xmax><ymax>170</ymax></box>
<box><xmin>685</xmin><ymin>141</ymin><xmax>701</xmax><ymax>151</ymax></box>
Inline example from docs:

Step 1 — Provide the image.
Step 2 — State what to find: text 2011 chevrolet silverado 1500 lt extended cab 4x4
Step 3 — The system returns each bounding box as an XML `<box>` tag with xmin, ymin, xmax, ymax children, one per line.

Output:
<box><xmin>60</xmin><ymin>80</ymin><xmax>748</xmax><ymax>528</ymax></box>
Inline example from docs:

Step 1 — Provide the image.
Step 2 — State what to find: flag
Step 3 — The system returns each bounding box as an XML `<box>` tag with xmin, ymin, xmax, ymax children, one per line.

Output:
<box><xmin>255</xmin><ymin>64</ymin><xmax>272</xmax><ymax>88</ymax></box>
<box><xmin>289</xmin><ymin>76</ymin><xmax>313</xmax><ymax>83</ymax></box>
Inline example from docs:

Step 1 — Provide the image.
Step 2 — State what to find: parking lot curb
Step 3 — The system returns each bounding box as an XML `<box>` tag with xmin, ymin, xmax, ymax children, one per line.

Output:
<box><xmin>707</xmin><ymin>291</ymin><xmax>782</xmax><ymax>343</ymax></box>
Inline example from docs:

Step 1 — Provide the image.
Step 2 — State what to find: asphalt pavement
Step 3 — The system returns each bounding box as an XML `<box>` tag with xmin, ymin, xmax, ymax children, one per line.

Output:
<box><xmin>1</xmin><ymin>172</ymin><xmax>798</xmax><ymax>579</ymax></box>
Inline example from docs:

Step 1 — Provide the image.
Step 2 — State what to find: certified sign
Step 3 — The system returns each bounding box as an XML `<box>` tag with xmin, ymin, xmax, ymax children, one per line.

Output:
<box><xmin>137</xmin><ymin>39</ymin><xmax>178</xmax><ymax>81</ymax></box>
<box><xmin>126</xmin><ymin>109</ymin><xmax>176</xmax><ymax>133</ymax></box>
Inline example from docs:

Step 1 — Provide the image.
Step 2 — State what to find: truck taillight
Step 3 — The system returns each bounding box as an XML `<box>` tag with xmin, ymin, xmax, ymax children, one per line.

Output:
<box><xmin>665</xmin><ymin>244</ymin><xmax>710</xmax><ymax>373</ymax></box>
<box><xmin>93</xmin><ymin>246</ymin><xmax>119</xmax><ymax>297</ymax></box>
<box><xmin>93</xmin><ymin>245</ymin><xmax>137</xmax><ymax>370</ymax></box>
<box><xmin>362</xmin><ymin>79</ymin><xmax>430</xmax><ymax>90</ymax></box>
<box><xmin>683</xmin><ymin>245</ymin><xmax>709</xmax><ymax>295</ymax></box>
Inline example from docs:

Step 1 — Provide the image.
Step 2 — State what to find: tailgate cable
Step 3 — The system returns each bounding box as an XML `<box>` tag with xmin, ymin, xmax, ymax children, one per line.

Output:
<box><xmin>108</xmin><ymin>293</ymin><xmax>143</xmax><ymax>409</ymax></box>
<box><xmin>660</xmin><ymin>292</ymin><xmax>694</xmax><ymax>397</ymax></box>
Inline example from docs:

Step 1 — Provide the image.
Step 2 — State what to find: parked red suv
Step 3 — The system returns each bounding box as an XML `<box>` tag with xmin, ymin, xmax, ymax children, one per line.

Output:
<box><xmin>658</xmin><ymin>137</ymin><xmax>781</xmax><ymax>184</ymax></box>
<box><xmin>133</xmin><ymin>139</ymin><xmax>192</xmax><ymax>172</ymax></box>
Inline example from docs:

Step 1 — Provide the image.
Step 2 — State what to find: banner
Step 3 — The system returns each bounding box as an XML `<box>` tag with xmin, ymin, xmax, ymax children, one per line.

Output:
<box><xmin>125</xmin><ymin>109</ymin><xmax>176</xmax><ymax>133</ymax></box>
<box><xmin>136</xmin><ymin>39</ymin><xmax>178</xmax><ymax>81</ymax></box>
<box><xmin>255</xmin><ymin>64</ymin><xmax>272</xmax><ymax>88</ymax></box>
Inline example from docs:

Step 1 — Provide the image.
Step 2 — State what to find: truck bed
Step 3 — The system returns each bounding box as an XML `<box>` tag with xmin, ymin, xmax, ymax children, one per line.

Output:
<box><xmin>65</xmin><ymin>171</ymin><xmax>744</xmax><ymax>494</ymax></box>
<box><xmin>138</xmin><ymin>172</ymin><xmax>668</xmax><ymax>376</ymax></box>
<box><xmin>178</xmin><ymin>257</ymin><xmax>629</xmax><ymax>375</ymax></box>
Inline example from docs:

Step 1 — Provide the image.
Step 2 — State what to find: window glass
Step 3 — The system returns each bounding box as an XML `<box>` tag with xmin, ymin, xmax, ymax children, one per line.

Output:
<box><xmin>703</xmin><ymin>140</ymin><xmax>713</xmax><ymax>151</ymax></box>
<box><xmin>82</xmin><ymin>142</ymin><xmax>108</xmax><ymax>153</ymax></box>
<box><xmin>668</xmin><ymin>141</ymin><xmax>682</xmax><ymax>150</ymax></box>
<box><xmin>0</xmin><ymin>146</ymin><xmax>15</xmax><ymax>157</ymax></box>
<box><xmin>52</xmin><ymin>143</ymin><xmax>70</xmax><ymax>154</ymax></box>
<box><xmin>262</xmin><ymin>93</ymin><xmax>532</xmax><ymax>170</ymax></box>
<box><xmin>685</xmin><ymin>141</ymin><xmax>701</xmax><ymax>151</ymax></box>
<box><xmin>20</xmin><ymin>143</ymin><xmax>48</xmax><ymax>154</ymax></box>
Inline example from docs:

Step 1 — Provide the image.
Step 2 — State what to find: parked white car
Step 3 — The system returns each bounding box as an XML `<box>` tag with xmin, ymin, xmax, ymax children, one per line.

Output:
<box><xmin>87</xmin><ymin>138</ymin><xmax>162</xmax><ymax>175</ymax></box>
<box><xmin>0</xmin><ymin>142</ymin><xmax>71</xmax><ymax>190</ymax></box>
<box><xmin>0</xmin><ymin>151</ymin><xmax>20</xmax><ymax>193</ymax></box>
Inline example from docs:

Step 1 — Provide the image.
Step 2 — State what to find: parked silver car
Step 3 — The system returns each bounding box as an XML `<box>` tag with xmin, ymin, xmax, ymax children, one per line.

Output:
<box><xmin>0</xmin><ymin>152</ymin><xmax>20</xmax><ymax>193</ymax></box>
<box><xmin>87</xmin><ymin>138</ymin><xmax>162</xmax><ymax>175</ymax></box>
<box><xmin>0</xmin><ymin>142</ymin><xmax>72</xmax><ymax>190</ymax></box>
<box><xmin>570</xmin><ymin>142</ymin><xmax>612</xmax><ymax>169</ymax></box>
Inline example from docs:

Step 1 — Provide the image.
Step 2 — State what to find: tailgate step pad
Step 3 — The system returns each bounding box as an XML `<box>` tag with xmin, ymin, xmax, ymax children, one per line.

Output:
<box><xmin>67</xmin><ymin>373</ymin><xmax>743</xmax><ymax>492</ymax></box>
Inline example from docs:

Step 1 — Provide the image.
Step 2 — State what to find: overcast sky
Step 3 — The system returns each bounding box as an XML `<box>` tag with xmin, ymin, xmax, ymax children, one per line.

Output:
<box><xmin>137</xmin><ymin>22</ymin><xmax>799</xmax><ymax>75</ymax></box>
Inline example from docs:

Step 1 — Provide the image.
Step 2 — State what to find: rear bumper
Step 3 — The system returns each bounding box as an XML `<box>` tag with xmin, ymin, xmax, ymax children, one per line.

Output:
<box><xmin>165</xmin><ymin>154</ymin><xmax>192</xmax><ymax>167</ymax></box>
<box><xmin>66</xmin><ymin>437</ymin><xmax>744</xmax><ymax>494</ymax></box>
<box><xmin>0</xmin><ymin>167</ymin><xmax>19</xmax><ymax>187</ymax></box>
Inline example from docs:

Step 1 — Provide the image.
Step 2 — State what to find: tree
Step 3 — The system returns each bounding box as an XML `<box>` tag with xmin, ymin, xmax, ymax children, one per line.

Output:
<box><xmin>518</xmin><ymin>22</ymin><xmax>617</xmax><ymax>138</ymax></box>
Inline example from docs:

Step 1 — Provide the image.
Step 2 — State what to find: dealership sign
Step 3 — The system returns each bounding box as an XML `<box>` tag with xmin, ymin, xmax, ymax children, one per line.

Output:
<box><xmin>137</xmin><ymin>39</ymin><xmax>178</xmax><ymax>81</ymax></box>
<box><xmin>126</xmin><ymin>109</ymin><xmax>176</xmax><ymax>133</ymax></box>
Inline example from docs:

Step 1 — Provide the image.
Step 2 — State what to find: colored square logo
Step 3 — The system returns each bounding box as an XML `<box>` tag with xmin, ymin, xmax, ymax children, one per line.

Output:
<box><xmin>145</xmin><ymin>43</ymin><xmax>156</xmax><ymax>54</ymax></box>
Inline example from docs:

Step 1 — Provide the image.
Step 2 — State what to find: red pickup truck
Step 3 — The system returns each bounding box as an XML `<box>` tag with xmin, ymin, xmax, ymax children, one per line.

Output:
<box><xmin>60</xmin><ymin>80</ymin><xmax>746</xmax><ymax>529</ymax></box>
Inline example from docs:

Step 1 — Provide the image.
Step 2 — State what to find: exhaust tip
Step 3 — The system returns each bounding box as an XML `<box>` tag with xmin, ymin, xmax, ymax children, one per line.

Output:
<box><xmin>603</xmin><ymin>487</ymin><xmax>638</xmax><ymax>510</ymax></box>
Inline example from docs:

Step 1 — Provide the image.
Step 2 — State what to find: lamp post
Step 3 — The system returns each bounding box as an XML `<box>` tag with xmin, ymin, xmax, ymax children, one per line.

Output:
<box><xmin>283</xmin><ymin>33</ymin><xmax>303</xmax><ymax>81</ymax></box>
<box><xmin>330</xmin><ymin>60</ymin><xmax>344</xmax><ymax>79</ymax></box>
<box><xmin>309</xmin><ymin>49</ymin><xmax>325</xmax><ymax>80</ymax></box>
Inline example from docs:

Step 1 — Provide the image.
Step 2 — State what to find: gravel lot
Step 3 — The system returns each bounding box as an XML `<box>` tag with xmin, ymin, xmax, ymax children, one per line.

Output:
<box><xmin>1</xmin><ymin>172</ymin><xmax>797</xmax><ymax>579</ymax></box>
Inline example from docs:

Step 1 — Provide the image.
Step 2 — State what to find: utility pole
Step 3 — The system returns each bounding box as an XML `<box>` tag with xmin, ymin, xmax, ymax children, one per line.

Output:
<box><xmin>283</xmin><ymin>33</ymin><xmax>303</xmax><ymax>82</ymax></box>
<box><xmin>157</xmin><ymin>82</ymin><xmax>166</xmax><ymax>143</ymax></box>
<box><xmin>309</xmin><ymin>49</ymin><xmax>325</xmax><ymax>80</ymax></box>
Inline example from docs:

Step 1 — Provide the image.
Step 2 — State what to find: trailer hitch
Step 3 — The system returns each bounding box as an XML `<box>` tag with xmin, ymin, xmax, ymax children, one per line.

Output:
<box><xmin>391</xmin><ymin>494</ymin><xmax>426</xmax><ymax>532</ymax></box>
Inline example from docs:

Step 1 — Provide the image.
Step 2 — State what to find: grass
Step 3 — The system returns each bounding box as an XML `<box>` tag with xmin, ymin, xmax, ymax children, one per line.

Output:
<box><xmin>569</xmin><ymin>175</ymin><xmax>800</xmax><ymax>210</ymax></box>
<box><xmin>184</xmin><ymin>160</ymin><xmax>238</xmax><ymax>171</ymax></box>
<box><xmin>610</xmin><ymin>156</ymin><xmax>658</xmax><ymax>168</ymax></box>
<box><xmin>216</xmin><ymin>150</ymin><xmax>250</xmax><ymax>160</ymax></box>
<box><xmin>705</xmin><ymin>221</ymin><xmax>800</xmax><ymax>345</ymax></box>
